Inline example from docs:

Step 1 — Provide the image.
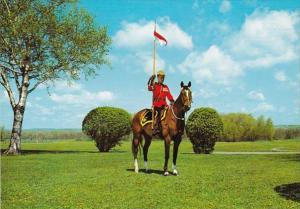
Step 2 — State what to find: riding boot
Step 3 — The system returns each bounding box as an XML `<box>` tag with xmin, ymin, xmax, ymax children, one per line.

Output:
<box><xmin>153</xmin><ymin>108</ymin><xmax>161</xmax><ymax>136</ymax></box>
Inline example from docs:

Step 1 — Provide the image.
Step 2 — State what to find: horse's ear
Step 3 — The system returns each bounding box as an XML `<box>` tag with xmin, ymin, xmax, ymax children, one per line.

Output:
<box><xmin>180</xmin><ymin>81</ymin><xmax>184</xmax><ymax>88</ymax></box>
<box><xmin>188</xmin><ymin>81</ymin><xmax>191</xmax><ymax>87</ymax></box>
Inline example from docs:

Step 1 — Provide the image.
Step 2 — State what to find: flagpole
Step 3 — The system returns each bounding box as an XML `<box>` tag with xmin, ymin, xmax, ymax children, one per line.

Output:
<box><xmin>153</xmin><ymin>20</ymin><xmax>156</xmax><ymax>76</ymax></box>
<box><xmin>152</xmin><ymin>20</ymin><xmax>157</xmax><ymax>129</ymax></box>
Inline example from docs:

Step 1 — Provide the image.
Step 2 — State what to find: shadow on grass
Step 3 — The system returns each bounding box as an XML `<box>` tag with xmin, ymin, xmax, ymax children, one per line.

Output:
<box><xmin>284</xmin><ymin>154</ymin><xmax>300</xmax><ymax>162</ymax></box>
<box><xmin>274</xmin><ymin>182</ymin><xmax>300</xmax><ymax>202</ymax></box>
<box><xmin>126</xmin><ymin>168</ymin><xmax>177</xmax><ymax>176</ymax></box>
<box><xmin>0</xmin><ymin>149</ymin><xmax>127</xmax><ymax>155</ymax></box>
<box><xmin>276</xmin><ymin>154</ymin><xmax>300</xmax><ymax>164</ymax></box>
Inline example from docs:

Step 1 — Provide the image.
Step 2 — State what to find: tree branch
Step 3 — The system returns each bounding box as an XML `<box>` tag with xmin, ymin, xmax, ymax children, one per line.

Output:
<box><xmin>0</xmin><ymin>70</ymin><xmax>16</xmax><ymax>108</ymax></box>
<box><xmin>0</xmin><ymin>62</ymin><xmax>22</xmax><ymax>93</ymax></box>
<box><xmin>28</xmin><ymin>79</ymin><xmax>46</xmax><ymax>94</ymax></box>
<box><xmin>0</xmin><ymin>62</ymin><xmax>22</xmax><ymax>75</ymax></box>
<box><xmin>13</xmin><ymin>72</ymin><xmax>21</xmax><ymax>92</ymax></box>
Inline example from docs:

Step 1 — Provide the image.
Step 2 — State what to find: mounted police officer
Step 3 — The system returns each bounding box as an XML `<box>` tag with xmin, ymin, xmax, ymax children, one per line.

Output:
<box><xmin>148</xmin><ymin>70</ymin><xmax>174</xmax><ymax>135</ymax></box>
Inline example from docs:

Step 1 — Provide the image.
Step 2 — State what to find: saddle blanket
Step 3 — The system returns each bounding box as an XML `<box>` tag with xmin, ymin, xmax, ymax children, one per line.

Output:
<box><xmin>140</xmin><ymin>108</ymin><xmax>168</xmax><ymax>127</ymax></box>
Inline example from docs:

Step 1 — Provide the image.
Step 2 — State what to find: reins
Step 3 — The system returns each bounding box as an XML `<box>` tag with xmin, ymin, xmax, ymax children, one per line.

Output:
<box><xmin>170</xmin><ymin>105</ymin><xmax>185</xmax><ymax>121</ymax></box>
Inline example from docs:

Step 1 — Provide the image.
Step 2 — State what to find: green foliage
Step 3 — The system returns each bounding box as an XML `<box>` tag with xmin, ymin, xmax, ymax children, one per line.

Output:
<box><xmin>186</xmin><ymin>107</ymin><xmax>223</xmax><ymax>154</ymax></box>
<box><xmin>255</xmin><ymin>115</ymin><xmax>266</xmax><ymax>139</ymax></box>
<box><xmin>221</xmin><ymin>113</ymin><xmax>256</xmax><ymax>142</ymax></box>
<box><xmin>265</xmin><ymin>118</ymin><xmax>275</xmax><ymax>140</ymax></box>
<box><xmin>220</xmin><ymin>114</ymin><xmax>276</xmax><ymax>141</ymax></box>
<box><xmin>0</xmin><ymin>126</ymin><xmax>4</xmax><ymax>141</ymax></box>
<box><xmin>274</xmin><ymin>127</ymin><xmax>300</xmax><ymax>139</ymax></box>
<box><xmin>82</xmin><ymin>106</ymin><xmax>131</xmax><ymax>152</ymax></box>
<box><xmin>1</xmin><ymin>129</ymin><xmax>88</xmax><ymax>142</ymax></box>
<box><xmin>0</xmin><ymin>0</ymin><xmax>111</xmax><ymax>85</ymax></box>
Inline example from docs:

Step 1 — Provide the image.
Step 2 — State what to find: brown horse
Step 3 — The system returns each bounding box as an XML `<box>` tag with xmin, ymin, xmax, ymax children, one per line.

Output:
<box><xmin>132</xmin><ymin>81</ymin><xmax>192</xmax><ymax>176</ymax></box>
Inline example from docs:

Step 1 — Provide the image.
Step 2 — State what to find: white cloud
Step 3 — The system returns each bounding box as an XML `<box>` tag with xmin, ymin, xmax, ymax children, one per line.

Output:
<box><xmin>274</xmin><ymin>71</ymin><xmax>287</xmax><ymax>82</ymax></box>
<box><xmin>196</xmin><ymin>88</ymin><xmax>218</xmax><ymax>98</ymax></box>
<box><xmin>138</xmin><ymin>53</ymin><xmax>166</xmax><ymax>75</ymax></box>
<box><xmin>228</xmin><ymin>10</ymin><xmax>300</xmax><ymax>69</ymax></box>
<box><xmin>115</xmin><ymin>52</ymin><xmax>166</xmax><ymax>76</ymax></box>
<box><xmin>253</xmin><ymin>102</ymin><xmax>275</xmax><ymax>112</ymax></box>
<box><xmin>247</xmin><ymin>90</ymin><xmax>265</xmax><ymax>101</ymax></box>
<box><xmin>113</xmin><ymin>17</ymin><xmax>193</xmax><ymax>50</ymax></box>
<box><xmin>174</xmin><ymin>9</ymin><xmax>299</xmax><ymax>87</ymax></box>
<box><xmin>54</xmin><ymin>81</ymin><xmax>83</xmax><ymax>92</ymax></box>
<box><xmin>37</xmin><ymin>81</ymin><xmax>84</xmax><ymax>92</ymax></box>
<box><xmin>207</xmin><ymin>21</ymin><xmax>231</xmax><ymax>36</ymax></box>
<box><xmin>219</xmin><ymin>0</ymin><xmax>231</xmax><ymax>13</ymax></box>
<box><xmin>50</xmin><ymin>90</ymin><xmax>114</xmax><ymax>106</ymax></box>
<box><xmin>178</xmin><ymin>45</ymin><xmax>242</xmax><ymax>85</ymax></box>
<box><xmin>27</xmin><ymin>102</ymin><xmax>53</xmax><ymax>115</ymax></box>
<box><xmin>274</xmin><ymin>71</ymin><xmax>299</xmax><ymax>88</ymax></box>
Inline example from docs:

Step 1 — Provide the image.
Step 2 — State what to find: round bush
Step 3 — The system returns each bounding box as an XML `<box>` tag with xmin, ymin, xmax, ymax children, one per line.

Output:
<box><xmin>186</xmin><ymin>107</ymin><xmax>223</xmax><ymax>154</ymax></box>
<box><xmin>82</xmin><ymin>106</ymin><xmax>131</xmax><ymax>152</ymax></box>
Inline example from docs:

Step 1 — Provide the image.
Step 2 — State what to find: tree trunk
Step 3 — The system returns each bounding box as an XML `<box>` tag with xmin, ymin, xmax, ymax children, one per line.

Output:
<box><xmin>5</xmin><ymin>69</ymin><xmax>29</xmax><ymax>155</ymax></box>
<box><xmin>5</xmin><ymin>106</ymin><xmax>25</xmax><ymax>155</ymax></box>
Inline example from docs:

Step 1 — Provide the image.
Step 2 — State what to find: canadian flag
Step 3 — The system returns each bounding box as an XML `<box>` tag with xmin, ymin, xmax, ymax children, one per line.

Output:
<box><xmin>154</xmin><ymin>30</ymin><xmax>167</xmax><ymax>46</ymax></box>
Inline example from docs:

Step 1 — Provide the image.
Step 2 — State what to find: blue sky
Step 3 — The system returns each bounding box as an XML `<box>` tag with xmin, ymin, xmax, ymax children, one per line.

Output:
<box><xmin>1</xmin><ymin>0</ymin><xmax>299</xmax><ymax>129</ymax></box>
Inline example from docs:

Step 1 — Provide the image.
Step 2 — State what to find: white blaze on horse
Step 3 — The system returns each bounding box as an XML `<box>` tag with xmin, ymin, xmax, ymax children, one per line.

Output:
<box><xmin>131</xmin><ymin>81</ymin><xmax>192</xmax><ymax>176</ymax></box>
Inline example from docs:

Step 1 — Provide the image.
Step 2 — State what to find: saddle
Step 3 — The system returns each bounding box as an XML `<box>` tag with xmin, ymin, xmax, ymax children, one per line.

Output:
<box><xmin>140</xmin><ymin>107</ymin><xmax>168</xmax><ymax>127</ymax></box>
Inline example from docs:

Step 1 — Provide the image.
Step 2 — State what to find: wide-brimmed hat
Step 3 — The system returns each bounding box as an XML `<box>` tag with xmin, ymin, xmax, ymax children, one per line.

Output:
<box><xmin>157</xmin><ymin>70</ymin><xmax>165</xmax><ymax>76</ymax></box>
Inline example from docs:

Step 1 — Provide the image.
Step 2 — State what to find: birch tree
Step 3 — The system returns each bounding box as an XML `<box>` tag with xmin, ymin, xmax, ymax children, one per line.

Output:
<box><xmin>0</xmin><ymin>0</ymin><xmax>111</xmax><ymax>154</ymax></box>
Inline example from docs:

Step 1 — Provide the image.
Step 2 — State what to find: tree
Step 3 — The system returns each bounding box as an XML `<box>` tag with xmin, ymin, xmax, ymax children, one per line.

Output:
<box><xmin>186</xmin><ymin>107</ymin><xmax>223</xmax><ymax>154</ymax></box>
<box><xmin>0</xmin><ymin>126</ymin><xmax>4</xmax><ymax>141</ymax></box>
<box><xmin>255</xmin><ymin>115</ymin><xmax>266</xmax><ymax>140</ymax></box>
<box><xmin>82</xmin><ymin>107</ymin><xmax>131</xmax><ymax>152</ymax></box>
<box><xmin>0</xmin><ymin>0</ymin><xmax>111</xmax><ymax>154</ymax></box>
<box><xmin>221</xmin><ymin>113</ymin><xmax>256</xmax><ymax>142</ymax></box>
<box><xmin>265</xmin><ymin>118</ymin><xmax>274</xmax><ymax>140</ymax></box>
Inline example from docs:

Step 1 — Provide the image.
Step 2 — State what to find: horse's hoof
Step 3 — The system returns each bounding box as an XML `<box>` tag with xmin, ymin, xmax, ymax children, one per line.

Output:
<box><xmin>163</xmin><ymin>171</ymin><xmax>169</xmax><ymax>176</ymax></box>
<box><xmin>173</xmin><ymin>170</ymin><xmax>178</xmax><ymax>176</ymax></box>
<box><xmin>134</xmin><ymin>159</ymin><xmax>139</xmax><ymax>173</ymax></box>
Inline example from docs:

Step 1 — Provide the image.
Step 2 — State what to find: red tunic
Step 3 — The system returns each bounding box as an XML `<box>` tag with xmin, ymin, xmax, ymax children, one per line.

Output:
<box><xmin>148</xmin><ymin>82</ymin><xmax>174</xmax><ymax>107</ymax></box>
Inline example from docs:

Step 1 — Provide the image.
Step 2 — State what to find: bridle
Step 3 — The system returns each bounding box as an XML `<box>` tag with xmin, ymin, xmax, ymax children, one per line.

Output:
<box><xmin>171</xmin><ymin>105</ymin><xmax>185</xmax><ymax>121</ymax></box>
<box><xmin>170</xmin><ymin>88</ymin><xmax>192</xmax><ymax>121</ymax></box>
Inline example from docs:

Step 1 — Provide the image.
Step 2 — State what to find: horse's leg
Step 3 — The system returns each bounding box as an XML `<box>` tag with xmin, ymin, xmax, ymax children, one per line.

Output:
<box><xmin>143</xmin><ymin>134</ymin><xmax>152</xmax><ymax>172</ymax></box>
<box><xmin>172</xmin><ymin>135</ymin><xmax>182</xmax><ymax>176</ymax></box>
<box><xmin>132</xmin><ymin>133</ymin><xmax>141</xmax><ymax>173</ymax></box>
<box><xmin>163</xmin><ymin>135</ymin><xmax>172</xmax><ymax>176</ymax></box>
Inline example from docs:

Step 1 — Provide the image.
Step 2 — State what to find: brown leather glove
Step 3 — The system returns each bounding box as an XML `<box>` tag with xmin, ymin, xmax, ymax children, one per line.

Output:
<box><xmin>148</xmin><ymin>75</ymin><xmax>156</xmax><ymax>85</ymax></box>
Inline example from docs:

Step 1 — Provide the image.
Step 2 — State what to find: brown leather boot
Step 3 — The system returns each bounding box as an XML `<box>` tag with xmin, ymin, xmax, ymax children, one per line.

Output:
<box><xmin>152</xmin><ymin>108</ymin><xmax>161</xmax><ymax>136</ymax></box>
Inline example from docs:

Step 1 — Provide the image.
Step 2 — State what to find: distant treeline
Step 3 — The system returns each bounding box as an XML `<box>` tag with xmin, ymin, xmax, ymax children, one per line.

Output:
<box><xmin>274</xmin><ymin>127</ymin><xmax>300</xmax><ymax>140</ymax></box>
<box><xmin>1</xmin><ymin>114</ymin><xmax>299</xmax><ymax>142</ymax></box>
<box><xmin>219</xmin><ymin>113</ymin><xmax>300</xmax><ymax>142</ymax></box>
<box><xmin>0</xmin><ymin>128</ymin><xmax>88</xmax><ymax>141</ymax></box>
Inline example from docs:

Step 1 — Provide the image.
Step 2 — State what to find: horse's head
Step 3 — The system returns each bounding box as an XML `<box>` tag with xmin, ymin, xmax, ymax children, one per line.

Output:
<box><xmin>180</xmin><ymin>81</ymin><xmax>192</xmax><ymax>111</ymax></box>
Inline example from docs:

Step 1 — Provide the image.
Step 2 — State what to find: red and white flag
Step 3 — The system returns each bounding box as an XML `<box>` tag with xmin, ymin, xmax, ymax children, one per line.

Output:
<box><xmin>154</xmin><ymin>30</ymin><xmax>167</xmax><ymax>46</ymax></box>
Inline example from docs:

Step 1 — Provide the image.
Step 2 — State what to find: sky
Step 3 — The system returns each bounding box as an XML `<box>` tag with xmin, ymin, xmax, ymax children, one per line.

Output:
<box><xmin>1</xmin><ymin>0</ymin><xmax>300</xmax><ymax>129</ymax></box>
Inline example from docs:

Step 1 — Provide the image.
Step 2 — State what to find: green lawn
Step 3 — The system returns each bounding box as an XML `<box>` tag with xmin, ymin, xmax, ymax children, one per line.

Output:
<box><xmin>1</xmin><ymin>139</ymin><xmax>300</xmax><ymax>209</ymax></box>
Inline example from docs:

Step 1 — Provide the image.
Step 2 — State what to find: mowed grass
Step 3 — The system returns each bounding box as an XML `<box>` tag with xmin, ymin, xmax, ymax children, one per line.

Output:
<box><xmin>1</xmin><ymin>139</ymin><xmax>300</xmax><ymax>209</ymax></box>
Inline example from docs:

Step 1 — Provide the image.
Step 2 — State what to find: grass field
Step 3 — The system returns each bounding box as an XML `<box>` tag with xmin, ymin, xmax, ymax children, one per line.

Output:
<box><xmin>1</xmin><ymin>139</ymin><xmax>300</xmax><ymax>209</ymax></box>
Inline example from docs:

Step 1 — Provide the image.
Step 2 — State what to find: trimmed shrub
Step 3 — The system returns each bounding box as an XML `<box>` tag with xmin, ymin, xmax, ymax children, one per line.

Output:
<box><xmin>186</xmin><ymin>107</ymin><xmax>223</xmax><ymax>154</ymax></box>
<box><xmin>82</xmin><ymin>106</ymin><xmax>131</xmax><ymax>152</ymax></box>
